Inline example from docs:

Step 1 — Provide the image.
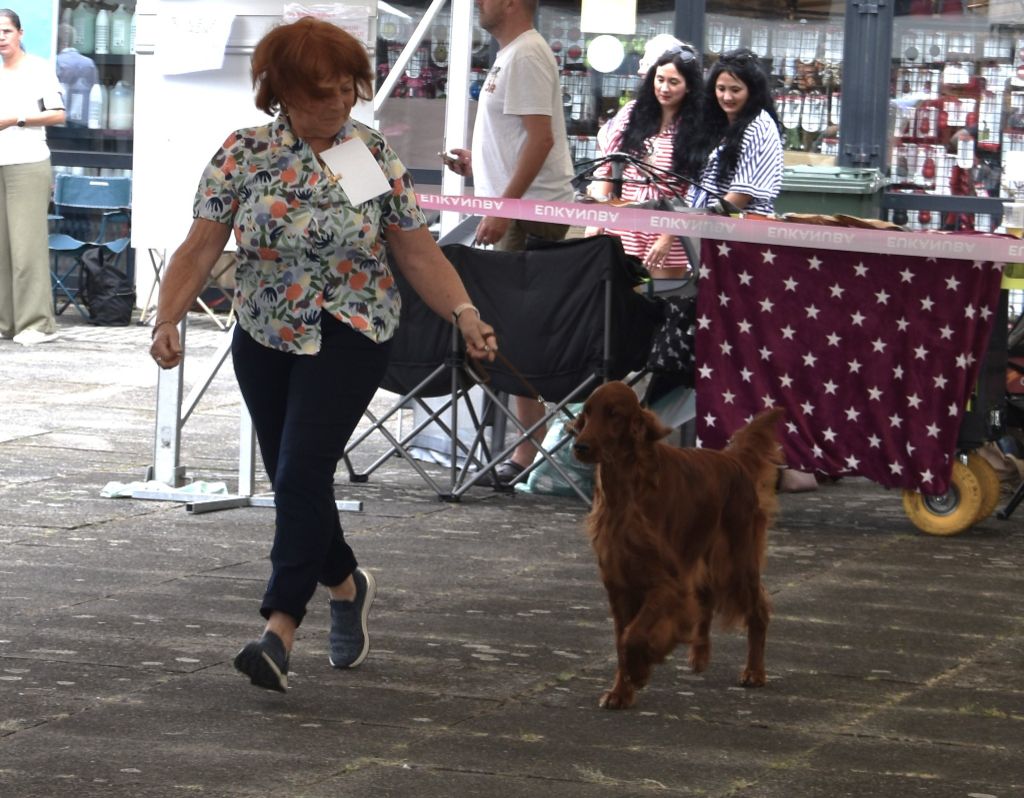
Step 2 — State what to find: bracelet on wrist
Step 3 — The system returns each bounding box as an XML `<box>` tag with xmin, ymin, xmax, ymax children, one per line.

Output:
<box><xmin>452</xmin><ymin>302</ymin><xmax>480</xmax><ymax>323</ymax></box>
<box><xmin>151</xmin><ymin>319</ymin><xmax>176</xmax><ymax>339</ymax></box>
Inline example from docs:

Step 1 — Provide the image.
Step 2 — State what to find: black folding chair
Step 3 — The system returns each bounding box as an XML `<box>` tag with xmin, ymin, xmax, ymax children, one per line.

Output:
<box><xmin>342</xmin><ymin>234</ymin><xmax>661</xmax><ymax>503</ymax></box>
<box><xmin>49</xmin><ymin>174</ymin><xmax>132</xmax><ymax>317</ymax></box>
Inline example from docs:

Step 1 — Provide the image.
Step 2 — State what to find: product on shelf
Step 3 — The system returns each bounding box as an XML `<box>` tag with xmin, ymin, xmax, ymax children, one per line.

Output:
<box><xmin>110</xmin><ymin>4</ymin><xmax>131</xmax><ymax>56</ymax></box>
<box><xmin>108</xmin><ymin>80</ymin><xmax>134</xmax><ymax>131</ymax></box>
<box><xmin>95</xmin><ymin>8</ymin><xmax>109</xmax><ymax>55</ymax></box>
<box><xmin>71</xmin><ymin>1</ymin><xmax>97</xmax><ymax>55</ymax></box>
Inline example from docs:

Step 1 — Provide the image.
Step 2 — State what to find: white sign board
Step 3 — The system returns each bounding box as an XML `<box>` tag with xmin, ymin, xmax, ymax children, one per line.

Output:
<box><xmin>154</xmin><ymin>5</ymin><xmax>236</xmax><ymax>75</ymax></box>
<box><xmin>131</xmin><ymin>0</ymin><xmax>375</xmax><ymax>253</ymax></box>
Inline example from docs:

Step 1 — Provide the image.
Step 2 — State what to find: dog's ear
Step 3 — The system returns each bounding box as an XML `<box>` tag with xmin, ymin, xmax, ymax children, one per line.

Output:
<box><xmin>632</xmin><ymin>406</ymin><xmax>672</xmax><ymax>443</ymax></box>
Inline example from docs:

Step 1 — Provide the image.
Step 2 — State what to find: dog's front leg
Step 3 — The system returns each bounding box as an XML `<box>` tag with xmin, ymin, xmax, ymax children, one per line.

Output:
<box><xmin>688</xmin><ymin>585</ymin><xmax>714</xmax><ymax>674</ymax></box>
<box><xmin>617</xmin><ymin>586</ymin><xmax>694</xmax><ymax>699</ymax></box>
<box><xmin>600</xmin><ymin>588</ymin><xmax>639</xmax><ymax>710</ymax></box>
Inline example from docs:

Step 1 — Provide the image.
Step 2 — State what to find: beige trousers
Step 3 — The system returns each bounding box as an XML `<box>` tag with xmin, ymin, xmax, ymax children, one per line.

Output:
<box><xmin>493</xmin><ymin>218</ymin><xmax>569</xmax><ymax>253</ymax></box>
<box><xmin>0</xmin><ymin>158</ymin><xmax>57</xmax><ymax>337</ymax></box>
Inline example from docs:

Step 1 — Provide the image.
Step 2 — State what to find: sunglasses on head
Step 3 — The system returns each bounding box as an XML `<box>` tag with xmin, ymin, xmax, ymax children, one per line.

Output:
<box><xmin>662</xmin><ymin>44</ymin><xmax>698</xmax><ymax>63</ymax></box>
<box><xmin>720</xmin><ymin>48</ymin><xmax>758</xmax><ymax>64</ymax></box>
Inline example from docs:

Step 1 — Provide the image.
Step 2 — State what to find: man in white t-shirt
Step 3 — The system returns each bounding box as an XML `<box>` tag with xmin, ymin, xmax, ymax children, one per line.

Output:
<box><xmin>446</xmin><ymin>0</ymin><xmax>575</xmax><ymax>486</ymax></box>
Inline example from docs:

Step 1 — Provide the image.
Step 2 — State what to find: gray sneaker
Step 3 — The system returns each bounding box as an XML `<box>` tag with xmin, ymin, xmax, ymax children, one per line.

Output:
<box><xmin>328</xmin><ymin>567</ymin><xmax>376</xmax><ymax>669</ymax></box>
<box><xmin>233</xmin><ymin>630</ymin><xmax>289</xmax><ymax>692</ymax></box>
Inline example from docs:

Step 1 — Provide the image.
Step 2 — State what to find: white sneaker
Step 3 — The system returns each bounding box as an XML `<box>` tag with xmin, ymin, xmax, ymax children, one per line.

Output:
<box><xmin>12</xmin><ymin>329</ymin><xmax>59</xmax><ymax>346</ymax></box>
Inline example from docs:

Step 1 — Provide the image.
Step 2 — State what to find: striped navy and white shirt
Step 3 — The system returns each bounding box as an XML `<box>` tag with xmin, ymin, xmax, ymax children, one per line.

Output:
<box><xmin>689</xmin><ymin>109</ymin><xmax>783</xmax><ymax>215</ymax></box>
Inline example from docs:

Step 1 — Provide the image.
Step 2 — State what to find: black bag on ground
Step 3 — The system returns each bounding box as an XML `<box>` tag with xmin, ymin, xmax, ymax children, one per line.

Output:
<box><xmin>80</xmin><ymin>247</ymin><xmax>135</xmax><ymax>326</ymax></box>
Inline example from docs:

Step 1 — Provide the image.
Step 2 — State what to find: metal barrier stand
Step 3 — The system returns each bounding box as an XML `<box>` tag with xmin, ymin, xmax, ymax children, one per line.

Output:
<box><xmin>134</xmin><ymin>315</ymin><xmax>362</xmax><ymax>514</ymax></box>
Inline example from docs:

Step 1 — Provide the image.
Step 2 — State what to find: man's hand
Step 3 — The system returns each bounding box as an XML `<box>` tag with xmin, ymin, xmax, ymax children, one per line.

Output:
<box><xmin>445</xmin><ymin>147</ymin><xmax>472</xmax><ymax>178</ymax></box>
<box><xmin>473</xmin><ymin>216</ymin><xmax>510</xmax><ymax>247</ymax></box>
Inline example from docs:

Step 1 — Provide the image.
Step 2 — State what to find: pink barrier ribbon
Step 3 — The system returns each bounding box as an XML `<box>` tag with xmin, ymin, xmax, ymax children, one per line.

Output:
<box><xmin>417</xmin><ymin>193</ymin><xmax>1024</xmax><ymax>264</ymax></box>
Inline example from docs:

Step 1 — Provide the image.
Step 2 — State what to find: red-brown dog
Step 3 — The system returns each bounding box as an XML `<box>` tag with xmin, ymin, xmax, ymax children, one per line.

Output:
<box><xmin>570</xmin><ymin>381</ymin><xmax>783</xmax><ymax>709</ymax></box>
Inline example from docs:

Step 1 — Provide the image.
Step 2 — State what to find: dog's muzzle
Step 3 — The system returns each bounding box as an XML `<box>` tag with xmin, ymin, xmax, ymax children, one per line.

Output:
<box><xmin>572</xmin><ymin>441</ymin><xmax>595</xmax><ymax>463</ymax></box>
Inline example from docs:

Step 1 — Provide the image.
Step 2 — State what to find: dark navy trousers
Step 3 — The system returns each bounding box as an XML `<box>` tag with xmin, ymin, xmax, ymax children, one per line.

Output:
<box><xmin>232</xmin><ymin>314</ymin><xmax>391</xmax><ymax>626</ymax></box>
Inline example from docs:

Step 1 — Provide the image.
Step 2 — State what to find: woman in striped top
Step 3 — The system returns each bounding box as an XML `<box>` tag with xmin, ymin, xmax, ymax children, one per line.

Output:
<box><xmin>691</xmin><ymin>49</ymin><xmax>784</xmax><ymax>216</ymax></box>
<box><xmin>589</xmin><ymin>45</ymin><xmax>704</xmax><ymax>278</ymax></box>
<box><xmin>696</xmin><ymin>49</ymin><xmax>817</xmax><ymax>493</ymax></box>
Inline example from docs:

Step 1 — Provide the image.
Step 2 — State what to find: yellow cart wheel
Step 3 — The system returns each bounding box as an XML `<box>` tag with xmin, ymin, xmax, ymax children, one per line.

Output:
<box><xmin>902</xmin><ymin>460</ymin><xmax>983</xmax><ymax>536</ymax></box>
<box><xmin>965</xmin><ymin>452</ymin><xmax>1001</xmax><ymax>525</ymax></box>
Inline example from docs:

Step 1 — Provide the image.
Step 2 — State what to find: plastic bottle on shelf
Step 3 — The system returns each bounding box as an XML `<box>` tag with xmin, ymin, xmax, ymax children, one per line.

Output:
<box><xmin>129</xmin><ymin>9</ymin><xmax>136</xmax><ymax>54</ymax></box>
<box><xmin>1003</xmin><ymin>202</ymin><xmax>1024</xmax><ymax>238</ymax></box>
<box><xmin>108</xmin><ymin>80</ymin><xmax>134</xmax><ymax>130</ymax></box>
<box><xmin>67</xmin><ymin>75</ymin><xmax>91</xmax><ymax>127</ymax></box>
<box><xmin>977</xmin><ymin>117</ymin><xmax>994</xmax><ymax>151</ymax></box>
<box><xmin>94</xmin><ymin>8</ymin><xmax>110</xmax><ymax>55</ymax></box>
<box><xmin>58</xmin><ymin>7</ymin><xmax>74</xmax><ymax>50</ymax></box>
<box><xmin>71</xmin><ymin>1</ymin><xmax>97</xmax><ymax>55</ymax></box>
<box><xmin>110</xmin><ymin>5</ymin><xmax>131</xmax><ymax>56</ymax></box>
<box><xmin>88</xmin><ymin>81</ymin><xmax>108</xmax><ymax>129</ymax></box>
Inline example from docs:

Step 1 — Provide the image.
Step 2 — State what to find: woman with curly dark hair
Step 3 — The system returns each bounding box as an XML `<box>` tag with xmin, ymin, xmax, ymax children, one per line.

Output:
<box><xmin>691</xmin><ymin>48</ymin><xmax>784</xmax><ymax>216</ymax></box>
<box><xmin>590</xmin><ymin>44</ymin><xmax>704</xmax><ymax>277</ymax></box>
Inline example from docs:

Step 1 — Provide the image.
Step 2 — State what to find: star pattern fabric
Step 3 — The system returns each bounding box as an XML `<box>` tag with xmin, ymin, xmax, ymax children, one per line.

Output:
<box><xmin>695</xmin><ymin>239</ymin><xmax>1004</xmax><ymax>493</ymax></box>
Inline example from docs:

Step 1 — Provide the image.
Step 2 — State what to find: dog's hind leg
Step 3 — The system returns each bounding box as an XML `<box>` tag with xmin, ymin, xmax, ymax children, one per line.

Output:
<box><xmin>688</xmin><ymin>585</ymin><xmax>713</xmax><ymax>674</ymax></box>
<box><xmin>740</xmin><ymin>580</ymin><xmax>771</xmax><ymax>687</ymax></box>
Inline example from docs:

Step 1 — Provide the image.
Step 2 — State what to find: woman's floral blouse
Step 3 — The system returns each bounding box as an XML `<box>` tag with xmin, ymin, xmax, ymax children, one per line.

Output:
<box><xmin>193</xmin><ymin>115</ymin><xmax>426</xmax><ymax>354</ymax></box>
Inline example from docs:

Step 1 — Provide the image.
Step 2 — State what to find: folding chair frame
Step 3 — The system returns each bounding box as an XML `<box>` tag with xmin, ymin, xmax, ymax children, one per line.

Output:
<box><xmin>342</xmin><ymin>323</ymin><xmax>498</xmax><ymax>500</ymax></box>
<box><xmin>139</xmin><ymin>248</ymin><xmax>235</xmax><ymax>330</ymax></box>
<box><xmin>342</xmin><ymin>320</ymin><xmax>598</xmax><ymax>504</ymax></box>
<box><xmin>343</xmin><ymin>245</ymin><xmax>653</xmax><ymax>505</ymax></box>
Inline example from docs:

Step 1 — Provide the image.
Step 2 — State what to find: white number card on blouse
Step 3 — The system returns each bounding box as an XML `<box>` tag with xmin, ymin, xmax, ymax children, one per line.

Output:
<box><xmin>319</xmin><ymin>138</ymin><xmax>392</xmax><ymax>205</ymax></box>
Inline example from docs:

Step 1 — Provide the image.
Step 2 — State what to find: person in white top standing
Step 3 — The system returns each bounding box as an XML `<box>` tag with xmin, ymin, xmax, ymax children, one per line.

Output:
<box><xmin>0</xmin><ymin>8</ymin><xmax>66</xmax><ymax>345</ymax></box>
<box><xmin>446</xmin><ymin>0</ymin><xmax>575</xmax><ymax>486</ymax></box>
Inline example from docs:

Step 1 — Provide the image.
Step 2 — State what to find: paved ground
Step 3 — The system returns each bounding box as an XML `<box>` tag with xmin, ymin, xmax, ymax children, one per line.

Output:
<box><xmin>1</xmin><ymin>312</ymin><xmax>1023</xmax><ymax>798</ymax></box>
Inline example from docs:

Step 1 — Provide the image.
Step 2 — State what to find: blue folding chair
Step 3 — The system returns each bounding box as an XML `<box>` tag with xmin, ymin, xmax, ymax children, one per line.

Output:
<box><xmin>49</xmin><ymin>174</ymin><xmax>132</xmax><ymax>317</ymax></box>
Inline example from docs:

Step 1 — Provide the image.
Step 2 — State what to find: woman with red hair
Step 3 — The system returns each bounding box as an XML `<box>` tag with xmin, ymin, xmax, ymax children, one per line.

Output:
<box><xmin>150</xmin><ymin>18</ymin><xmax>497</xmax><ymax>692</ymax></box>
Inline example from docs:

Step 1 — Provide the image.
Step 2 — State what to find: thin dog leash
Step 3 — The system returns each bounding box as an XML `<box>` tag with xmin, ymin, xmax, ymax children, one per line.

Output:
<box><xmin>467</xmin><ymin>347</ymin><xmax>546</xmax><ymax>405</ymax></box>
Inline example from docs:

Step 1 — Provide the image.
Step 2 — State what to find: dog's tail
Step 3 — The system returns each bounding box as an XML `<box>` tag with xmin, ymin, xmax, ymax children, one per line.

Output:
<box><xmin>727</xmin><ymin>408</ymin><xmax>785</xmax><ymax>526</ymax></box>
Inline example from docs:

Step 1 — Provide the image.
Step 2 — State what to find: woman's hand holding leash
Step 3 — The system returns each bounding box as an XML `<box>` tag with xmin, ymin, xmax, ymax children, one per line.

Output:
<box><xmin>453</xmin><ymin>303</ymin><xmax>497</xmax><ymax>362</ymax></box>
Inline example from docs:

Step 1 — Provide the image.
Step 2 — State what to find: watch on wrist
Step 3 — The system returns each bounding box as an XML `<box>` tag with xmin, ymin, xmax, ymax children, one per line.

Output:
<box><xmin>16</xmin><ymin>117</ymin><xmax>26</xmax><ymax>127</ymax></box>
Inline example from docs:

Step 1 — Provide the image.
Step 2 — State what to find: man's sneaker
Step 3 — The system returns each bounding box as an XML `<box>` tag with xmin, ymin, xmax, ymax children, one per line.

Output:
<box><xmin>475</xmin><ymin>460</ymin><xmax>526</xmax><ymax>488</ymax></box>
<box><xmin>328</xmin><ymin>568</ymin><xmax>376</xmax><ymax>669</ymax></box>
<box><xmin>233</xmin><ymin>630</ymin><xmax>289</xmax><ymax>692</ymax></box>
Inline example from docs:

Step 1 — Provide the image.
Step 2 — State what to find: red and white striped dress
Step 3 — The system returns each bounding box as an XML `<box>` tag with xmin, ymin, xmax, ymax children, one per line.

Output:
<box><xmin>596</xmin><ymin>101</ymin><xmax>690</xmax><ymax>272</ymax></box>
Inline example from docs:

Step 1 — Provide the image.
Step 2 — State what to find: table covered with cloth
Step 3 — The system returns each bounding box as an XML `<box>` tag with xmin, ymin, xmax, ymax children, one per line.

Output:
<box><xmin>695</xmin><ymin>232</ymin><xmax>1005</xmax><ymax>494</ymax></box>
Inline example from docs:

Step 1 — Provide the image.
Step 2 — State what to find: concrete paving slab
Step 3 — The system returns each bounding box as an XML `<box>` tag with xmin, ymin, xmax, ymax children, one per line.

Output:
<box><xmin>858</xmin><ymin>700</ymin><xmax>1024</xmax><ymax>749</ymax></box>
<box><xmin>754</xmin><ymin>735</ymin><xmax>1023</xmax><ymax>797</ymax></box>
<box><xmin>308</xmin><ymin>767</ymin><xmax>678</xmax><ymax>798</ymax></box>
<box><xmin>1</xmin><ymin>706</ymin><xmax>415</xmax><ymax>797</ymax></box>
<box><xmin>399</xmin><ymin>713</ymin><xmax>818</xmax><ymax>793</ymax></box>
